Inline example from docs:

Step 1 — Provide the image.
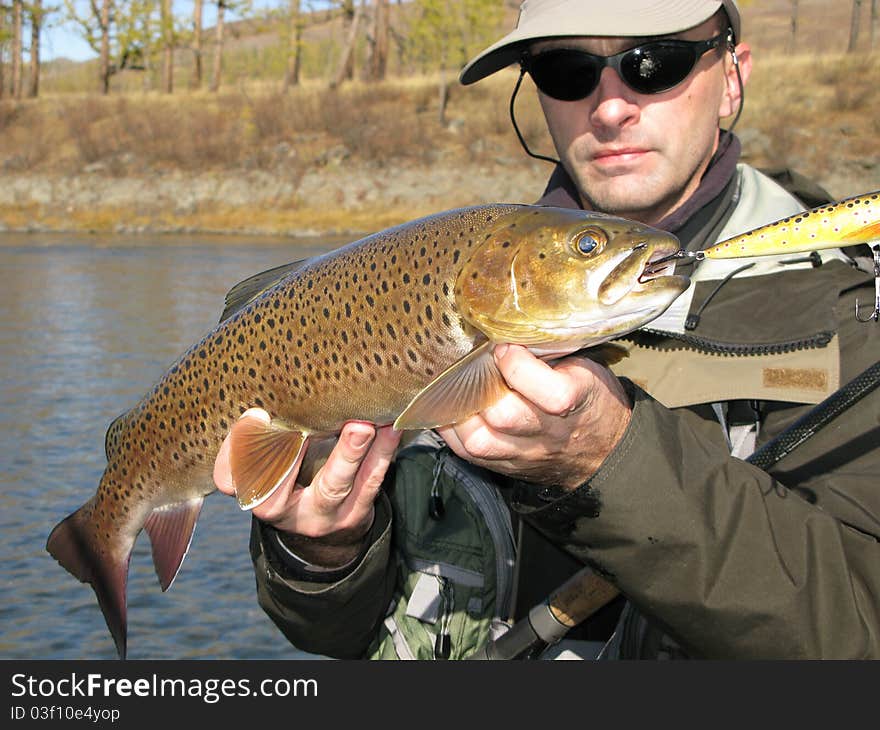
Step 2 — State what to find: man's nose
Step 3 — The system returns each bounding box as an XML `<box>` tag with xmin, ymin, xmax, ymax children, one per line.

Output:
<box><xmin>589</xmin><ymin>67</ymin><xmax>641</xmax><ymax>129</ymax></box>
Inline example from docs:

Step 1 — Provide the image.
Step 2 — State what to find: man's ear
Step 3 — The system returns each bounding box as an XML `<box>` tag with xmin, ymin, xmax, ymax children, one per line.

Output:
<box><xmin>719</xmin><ymin>42</ymin><xmax>752</xmax><ymax>120</ymax></box>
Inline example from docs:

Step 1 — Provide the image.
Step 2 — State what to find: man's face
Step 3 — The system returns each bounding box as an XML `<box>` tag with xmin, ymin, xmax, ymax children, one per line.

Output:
<box><xmin>532</xmin><ymin>17</ymin><xmax>750</xmax><ymax>225</ymax></box>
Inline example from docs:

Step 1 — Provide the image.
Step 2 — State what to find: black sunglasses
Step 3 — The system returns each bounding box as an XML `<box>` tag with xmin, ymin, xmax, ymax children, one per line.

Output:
<box><xmin>522</xmin><ymin>32</ymin><xmax>728</xmax><ymax>101</ymax></box>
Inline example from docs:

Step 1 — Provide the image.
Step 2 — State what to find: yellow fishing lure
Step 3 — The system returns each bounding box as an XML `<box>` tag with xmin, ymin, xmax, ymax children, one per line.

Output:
<box><xmin>701</xmin><ymin>190</ymin><xmax>880</xmax><ymax>260</ymax></box>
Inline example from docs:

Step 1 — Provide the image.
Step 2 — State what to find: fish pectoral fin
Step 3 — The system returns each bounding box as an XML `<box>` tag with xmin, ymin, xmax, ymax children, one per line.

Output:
<box><xmin>143</xmin><ymin>497</ymin><xmax>205</xmax><ymax>592</ymax></box>
<box><xmin>228</xmin><ymin>411</ymin><xmax>309</xmax><ymax>510</ymax></box>
<box><xmin>843</xmin><ymin>221</ymin><xmax>880</xmax><ymax>244</ymax></box>
<box><xmin>394</xmin><ymin>341</ymin><xmax>510</xmax><ymax>430</ymax></box>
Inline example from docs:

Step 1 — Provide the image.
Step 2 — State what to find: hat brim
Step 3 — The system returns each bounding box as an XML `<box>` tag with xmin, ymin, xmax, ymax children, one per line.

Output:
<box><xmin>459</xmin><ymin>0</ymin><xmax>740</xmax><ymax>85</ymax></box>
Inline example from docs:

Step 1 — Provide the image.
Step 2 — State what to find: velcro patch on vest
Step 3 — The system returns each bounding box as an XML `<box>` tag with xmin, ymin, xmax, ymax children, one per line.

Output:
<box><xmin>611</xmin><ymin>336</ymin><xmax>840</xmax><ymax>407</ymax></box>
<box><xmin>762</xmin><ymin>367</ymin><xmax>828</xmax><ymax>391</ymax></box>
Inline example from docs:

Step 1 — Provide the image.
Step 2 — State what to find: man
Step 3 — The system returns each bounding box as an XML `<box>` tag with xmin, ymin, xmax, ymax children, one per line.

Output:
<box><xmin>213</xmin><ymin>0</ymin><xmax>880</xmax><ymax>658</ymax></box>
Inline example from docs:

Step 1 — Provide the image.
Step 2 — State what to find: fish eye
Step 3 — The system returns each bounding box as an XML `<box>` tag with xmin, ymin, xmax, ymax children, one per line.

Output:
<box><xmin>574</xmin><ymin>228</ymin><xmax>607</xmax><ymax>256</ymax></box>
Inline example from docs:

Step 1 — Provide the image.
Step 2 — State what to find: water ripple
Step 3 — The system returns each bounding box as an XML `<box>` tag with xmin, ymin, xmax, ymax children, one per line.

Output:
<box><xmin>0</xmin><ymin>235</ymin><xmax>345</xmax><ymax>660</ymax></box>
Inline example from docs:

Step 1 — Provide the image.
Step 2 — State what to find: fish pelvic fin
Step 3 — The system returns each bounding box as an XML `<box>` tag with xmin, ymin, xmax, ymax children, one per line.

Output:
<box><xmin>394</xmin><ymin>341</ymin><xmax>511</xmax><ymax>430</ymax></box>
<box><xmin>144</xmin><ymin>497</ymin><xmax>204</xmax><ymax>592</ymax></box>
<box><xmin>46</xmin><ymin>502</ymin><xmax>131</xmax><ymax>659</ymax></box>
<box><xmin>229</xmin><ymin>410</ymin><xmax>309</xmax><ymax>510</ymax></box>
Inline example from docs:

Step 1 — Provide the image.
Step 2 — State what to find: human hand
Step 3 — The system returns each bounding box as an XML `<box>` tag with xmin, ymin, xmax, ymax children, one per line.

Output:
<box><xmin>437</xmin><ymin>344</ymin><xmax>631</xmax><ymax>490</ymax></box>
<box><xmin>213</xmin><ymin>410</ymin><xmax>402</xmax><ymax>567</ymax></box>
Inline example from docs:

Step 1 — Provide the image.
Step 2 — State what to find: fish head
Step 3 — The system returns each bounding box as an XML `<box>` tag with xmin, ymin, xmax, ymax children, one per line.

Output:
<box><xmin>455</xmin><ymin>206</ymin><xmax>689</xmax><ymax>354</ymax></box>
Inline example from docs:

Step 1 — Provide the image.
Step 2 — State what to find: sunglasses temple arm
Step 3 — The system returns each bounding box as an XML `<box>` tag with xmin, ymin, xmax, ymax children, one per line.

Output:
<box><xmin>723</xmin><ymin>30</ymin><xmax>745</xmax><ymax>138</ymax></box>
<box><xmin>510</xmin><ymin>66</ymin><xmax>561</xmax><ymax>167</ymax></box>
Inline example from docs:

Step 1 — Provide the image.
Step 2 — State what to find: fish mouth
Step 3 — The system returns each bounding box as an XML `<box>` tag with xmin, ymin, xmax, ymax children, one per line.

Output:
<box><xmin>634</xmin><ymin>241</ymin><xmax>686</xmax><ymax>287</ymax></box>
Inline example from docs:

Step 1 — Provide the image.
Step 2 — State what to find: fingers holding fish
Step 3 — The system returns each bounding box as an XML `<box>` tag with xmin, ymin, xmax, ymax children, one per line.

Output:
<box><xmin>439</xmin><ymin>349</ymin><xmax>632</xmax><ymax>490</ymax></box>
<box><xmin>313</xmin><ymin>423</ymin><xmax>378</xmax><ymax>504</ymax></box>
<box><xmin>493</xmin><ymin>344</ymin><xmax>592</xmax><ymax>421</ymax></box>
<box><xmin>313</xmin><ymin>423</ymin><xmax>402</xmax><ymax>513</ymax></box>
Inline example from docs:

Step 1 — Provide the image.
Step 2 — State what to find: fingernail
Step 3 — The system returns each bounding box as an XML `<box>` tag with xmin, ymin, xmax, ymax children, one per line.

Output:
<box><xmin>494</xmin><ymin>343</ymin><xmax>509</xmax><ymax>360</ymax></box>
<box><xmin>350</xmin><ymin>430</ymin><xmax>373</xmax><ymax>449</ymax></box>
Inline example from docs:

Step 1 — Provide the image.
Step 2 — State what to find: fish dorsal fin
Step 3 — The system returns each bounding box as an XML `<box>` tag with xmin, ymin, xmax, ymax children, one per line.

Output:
<box><xmin>143</xmin><ymin>497</ymin><xmax>204</xmax><ymax>592</ymax></box>
<box><xmin>394</xmin><ymin>341</ymin><xmax>511</xmax><ymax>430</ymax></box>
<box><xmin>219</xmin><ymin>259</ymin><xmax>310</xmax><ymax>322</ymax></box>
<box><xmin>228</xmin><ymin>411</ymin><xmax>309</xmax><ymax>510</ymax></box>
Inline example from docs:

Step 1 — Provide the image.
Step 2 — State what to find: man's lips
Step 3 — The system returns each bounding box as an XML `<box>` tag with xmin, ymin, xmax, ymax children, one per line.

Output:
<box><xmin>592</xmin><ymin>148</ymin><xmax>650</xmax><ymax>164</ymax></box>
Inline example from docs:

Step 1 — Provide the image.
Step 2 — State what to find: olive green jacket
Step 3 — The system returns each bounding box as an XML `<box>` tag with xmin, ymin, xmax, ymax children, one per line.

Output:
<box><xmin>248</xmin><ymin>164</ymin><xmax>880</xmax><ymax>659</ymax></box>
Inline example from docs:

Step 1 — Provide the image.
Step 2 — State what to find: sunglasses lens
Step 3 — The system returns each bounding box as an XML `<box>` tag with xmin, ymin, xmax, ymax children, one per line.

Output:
<box><xmin>527</xmin><ymin>49</ymin><xmax>601</xmax><ymax>101</ymax></box>
<box><xmin>526</xmin><ymin>38</ymin><xmax>714</xmax><ymax>101</ymax></box>
<box><xmin>620</xmin><ymin>43</ymin><xmax>699</xmax><ymax>94</ymax></box>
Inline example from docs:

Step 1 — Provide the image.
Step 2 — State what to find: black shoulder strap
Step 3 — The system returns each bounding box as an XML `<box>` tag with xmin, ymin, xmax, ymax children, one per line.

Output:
<box><xmin>747</xmin><ymin>360</ymin><xmax>880</xmax><ymax>471</ymax></box>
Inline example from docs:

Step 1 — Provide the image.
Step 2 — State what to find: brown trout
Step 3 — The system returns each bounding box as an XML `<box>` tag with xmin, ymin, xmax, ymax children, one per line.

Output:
<box><xmin>700</xmin><ymin>189</ymin><xmax>880</xmax><ymax>259</ymax></box>
<box><xmin>46</xmin><ymin>204</ymin><xmax>687</xmax><ymax>658</ymax></box>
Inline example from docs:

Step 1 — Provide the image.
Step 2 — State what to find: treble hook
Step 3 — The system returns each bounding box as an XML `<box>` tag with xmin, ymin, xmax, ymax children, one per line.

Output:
<box><xmin>854</xmin><ymin>244</ymin><xmax>880</xmax><ymax>323</ymax></box>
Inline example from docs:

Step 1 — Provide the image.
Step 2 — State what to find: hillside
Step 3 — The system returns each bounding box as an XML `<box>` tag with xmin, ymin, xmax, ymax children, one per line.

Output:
<box><xmin>2</xmin><ymin>0</ymin><xmax>879</xmax><ymax>237</ymax></box>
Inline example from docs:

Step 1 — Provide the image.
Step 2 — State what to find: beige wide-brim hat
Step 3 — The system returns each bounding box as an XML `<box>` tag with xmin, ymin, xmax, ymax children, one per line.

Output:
<box><xmin>460</xmin><ymin>0</ymin><xmax>741</xmax><ymax>85</ymax></box>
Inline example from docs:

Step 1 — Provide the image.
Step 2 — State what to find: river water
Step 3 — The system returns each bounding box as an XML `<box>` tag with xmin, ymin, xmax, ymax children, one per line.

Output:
<box><xmin>0</xmin><ymin>231</ymin><xmax>354</xmax><ymax>660</ymax></box>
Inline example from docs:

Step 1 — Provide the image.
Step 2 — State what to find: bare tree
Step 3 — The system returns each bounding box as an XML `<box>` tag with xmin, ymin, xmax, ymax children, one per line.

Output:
<box><xmin>160</xmin><ymin>0</ymin><xmax>173</xmax><ymax>93</ymax></box>
<box><xmin>871</xmin><ymin>0</ymin><xmax>878</xmax><ymax>50</ymax></box>
<box><xmin>191</xmin><ymin>0</ymin><xmax>203</xmax><ymax>88</ymax></box>
<box><xmin>282</xmin><ymin>0</ymin><xmax>302</xmax><ymax>91</ymax></box>
<box><xmin>331</xmin><ymin>0</ymin><xmax>362</xmax><ymax>88</ymax></box>
<box><xmin>848</xmin><ymin>0</ymin><xmax>864</xmax><ymax>52</ymax></box>
<box><xmin>99</xmin><ymin>0</ymin><xmax>111</xmax><ymax>93</ymax></box>
<box><xmin>0</xmin><ymin>6</ymin><xmax>6</xmax><ymax>97</ymax></box>
<box><xmin>788</xmin><ymin>0</ymin><xmax>799</xmax><ymax>54</ymax></box>
<box><xmin>209</xmin><ymin>0</ymin><xmax>225</xmax><ymax>92</ymax></box>
<box><xmin>28</xmin><ymin>0</ymin><xmax>42</xmax><ymax>97</ymax></box>
<box><xmin>365</xmin><ymin>0</ymin><xmax>388</xmax><ymax>82</ymax></box>
<box><xmin>11</xmin><ymin>0</ymin><xmax>22</xmax><ymax>98</ymax></box>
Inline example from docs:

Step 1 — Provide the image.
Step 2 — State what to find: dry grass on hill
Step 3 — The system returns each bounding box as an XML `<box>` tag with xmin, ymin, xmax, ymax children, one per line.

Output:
<box><xmin>2</xmin><ymin>0</ymin><xmax>879</xmax><ymax>234</ymax></box>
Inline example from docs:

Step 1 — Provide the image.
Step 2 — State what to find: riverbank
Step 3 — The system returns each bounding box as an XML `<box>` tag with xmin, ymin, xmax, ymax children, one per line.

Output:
<box><xmin>0</xmin><ymin>158</ymin><xmax>548</xmax><ymax>238</ymax></box>
<box><xmin>3</xmin><ymin>50</ymin><xmax>879</xmax><ymax>239</ymax></box>
<box><xmin>3</xmin><ymin>151</ymin><xmax>878</xmax><ymax>239</ymax></box>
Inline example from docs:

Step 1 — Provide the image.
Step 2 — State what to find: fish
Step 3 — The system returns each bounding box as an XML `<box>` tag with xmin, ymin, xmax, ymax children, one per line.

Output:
<box><xmin>45</xmin><ymin>204</ymin><xmax>688</xmax><ymax>659</ymax></box>
<box><xmin>700</xmin><ymin>189</ymin><xmax>880</xmax><ymax>259</ymax></box>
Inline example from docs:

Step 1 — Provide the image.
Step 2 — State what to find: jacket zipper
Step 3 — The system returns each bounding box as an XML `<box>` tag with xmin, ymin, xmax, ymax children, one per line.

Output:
<box><xmin>628</xmin><ymin>328</ymin><xmax>835</xmax><ymax>356</ymax></box>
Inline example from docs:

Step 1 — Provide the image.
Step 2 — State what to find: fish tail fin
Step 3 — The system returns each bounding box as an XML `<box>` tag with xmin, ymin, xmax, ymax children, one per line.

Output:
<box><xmin>46</xmin><ymin>501</ymin><xmax>131</xmax><ymax>660</ymax></box>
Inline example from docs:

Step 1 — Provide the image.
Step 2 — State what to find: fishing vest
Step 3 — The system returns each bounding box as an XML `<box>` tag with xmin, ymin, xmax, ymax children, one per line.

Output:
<box><xmin>367</xmin><ymin>430</ymin><xmax>517</xmax><ymax>659</ymax></box>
